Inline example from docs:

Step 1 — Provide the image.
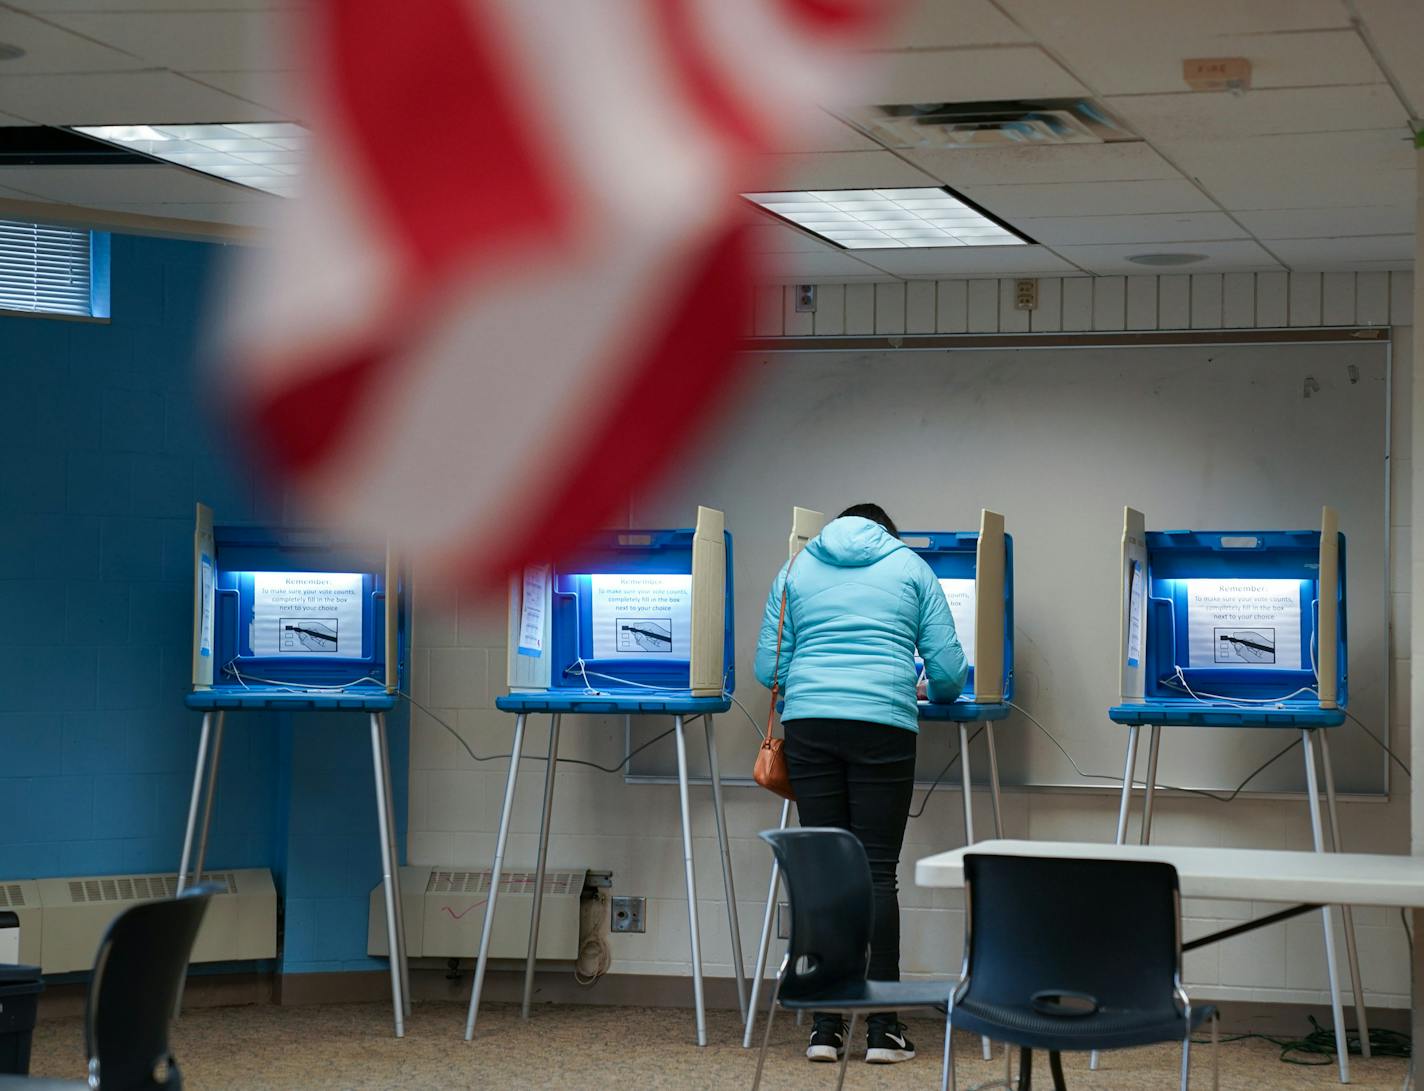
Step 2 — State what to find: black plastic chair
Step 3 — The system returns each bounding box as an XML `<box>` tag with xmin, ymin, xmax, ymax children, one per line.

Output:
<box><xmin>752</xmin><ymin>828</ymin><xmax>953</xmax><ymax>1091</ymax></box>
<box><xmin>0</xmin><ymin>885</ymin><xmax>215</xmax><ymax>1091</ymax></box>
<box><xmin>943</xmin><ymin>854</ymin><xmax>1217</xmax><ymax>1091</ymax></box>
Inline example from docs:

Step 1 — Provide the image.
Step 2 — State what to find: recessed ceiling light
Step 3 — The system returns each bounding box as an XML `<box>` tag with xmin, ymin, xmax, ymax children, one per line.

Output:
<box><xmin>71</xmin><ymin>123</ymin><xmax>307</xmax><ymax>197</ymax></box>
<box><xmin>1126</xmin><ymin>252</ymin><xmax>1208</xmax><ymax>266</ymax></box>
<box><xmin>0</xmin><ymin>43</ymin><xmax>25</xmax><ymax>62</ymax></box>
<box><xmin>741</xmin><ymin>186</ymin><xmax>1031</xmax><ymax>249</ymax></box>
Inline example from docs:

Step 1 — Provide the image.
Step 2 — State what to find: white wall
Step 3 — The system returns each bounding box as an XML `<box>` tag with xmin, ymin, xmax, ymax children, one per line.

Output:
<box><xmin>408</xmin><ymin>270</ymin><xmax>1416</xmax><ymax>1008</ymax></box>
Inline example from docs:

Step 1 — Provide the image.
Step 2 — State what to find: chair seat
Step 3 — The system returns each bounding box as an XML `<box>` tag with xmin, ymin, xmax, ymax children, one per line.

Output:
<box><xmin>780</xmin><ymin>977</ymin><xmax>952</xmax><ymax>1012</ymax></box>
<box><xmin>949</xmin><ymin>996</ymin><xmax>1216</xmax><ymax>1053</ymax></box>
<box><xmin>0</xmin><ymin>1077</ymin><xmax>87</xmax><ymax>1089</ymax></box>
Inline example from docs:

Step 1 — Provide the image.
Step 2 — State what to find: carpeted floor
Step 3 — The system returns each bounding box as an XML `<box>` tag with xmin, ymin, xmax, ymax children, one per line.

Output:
<box><xmin>26</xmin><ymin>1000</ymin><xmax>1409</xmax><ymax>1089</ymax></box>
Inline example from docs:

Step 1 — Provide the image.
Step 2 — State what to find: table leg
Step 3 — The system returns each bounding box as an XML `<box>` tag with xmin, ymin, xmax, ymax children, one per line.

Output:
<box><xmin>674</xmin><ymin>715</ymin><xmax>707</xmax><ymax>1046</ymax></box>
<box><xmin>984</xmin><ymin>723</ymin><xmax>1004</xmax><ymax>840</ymax></box>
<box><xmin>1319</xmin><ymin>729</ymin><xmax>1370</xmax><ymax>1058</ymax></box>
<box><xmin>370</xmin><ymin>712</ymin><xmax>405</xmax><ymax>1038</ymax></box>
<box><xmin>1302</xmin><ymin>728</ymin><xmax>1351</xmax><ymax>1084</ymax></box>
<box><xmin>522</xmin><ymin>714</ymin><xmax>562</xmax><ymax>1018</ymax></box>
<box><xmin>465</xmin><ymin>712</ymin><xmax>528</xmax><ymax>1040</ymax></box>
<box><xmin>705</xmin><ymin>715</ymin><xmax>747</xmax><ymax>1023</ymax></box>
<box><xmin>744</xmin><ymin>798</ymin><xmax>791</xmax><ymax>1048</ymax></box>
<box><xmin>1140</xmin><ymin>724</ymin><xmax>1161</xmax><ymax>846</ymax></box>
<box><xmin>1114</xmin><ymin>724</ymin><xmax>1141</xmax><ymax>845</ymax></box>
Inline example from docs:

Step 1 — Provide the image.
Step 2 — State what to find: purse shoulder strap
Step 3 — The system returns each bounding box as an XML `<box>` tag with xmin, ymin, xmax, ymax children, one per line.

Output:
<box><xmin>764</xmin><ymin>553</ymin><xmax>799</xmax><ymax>743</ymax></box>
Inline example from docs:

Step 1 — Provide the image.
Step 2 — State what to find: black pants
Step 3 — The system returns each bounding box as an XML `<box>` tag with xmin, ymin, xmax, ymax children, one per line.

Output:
<box><xmin>784</xmin><ymin>718</ymin><xmax>916</xmax><ymax>1030</ymax></box>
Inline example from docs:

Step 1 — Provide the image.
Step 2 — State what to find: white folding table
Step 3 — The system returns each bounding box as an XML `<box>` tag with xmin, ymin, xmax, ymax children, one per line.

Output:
<box><xmin>916</xmin><ymin>839</ymin><xmax>1424</xmax><ymax>1085</ymax></box>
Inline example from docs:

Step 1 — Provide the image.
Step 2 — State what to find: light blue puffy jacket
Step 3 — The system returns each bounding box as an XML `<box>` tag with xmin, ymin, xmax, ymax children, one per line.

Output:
<box><xmin>754</xmin><ymin>516</ymin><xmax>968</xmax><ymax>733</ymax></box>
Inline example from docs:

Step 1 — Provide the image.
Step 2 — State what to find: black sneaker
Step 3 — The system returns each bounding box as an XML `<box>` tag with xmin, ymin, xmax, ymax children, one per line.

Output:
<box><xmin>865</xmin><ymin>1022</ymin><xmax>916</xmax><ymax>1064</ymax></box>
<box><xmin>806</xmin><ymin>1019</ymin><xmax>848</xmax><ymax>1062</ymax></box>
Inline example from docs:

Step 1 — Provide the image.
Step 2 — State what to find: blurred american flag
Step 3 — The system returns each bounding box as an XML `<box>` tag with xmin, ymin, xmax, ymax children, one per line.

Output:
<box><xmin>225</xmin><ymin>0</ymin><xmax>895</xmax><ymax>586</ymax></box>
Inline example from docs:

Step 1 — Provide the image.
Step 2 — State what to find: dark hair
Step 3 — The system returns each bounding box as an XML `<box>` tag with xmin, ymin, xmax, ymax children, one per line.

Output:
<box><xmin>838</xmin><ymin>503</ymin><xmax>899</xmax><ymax>538</ymax></box>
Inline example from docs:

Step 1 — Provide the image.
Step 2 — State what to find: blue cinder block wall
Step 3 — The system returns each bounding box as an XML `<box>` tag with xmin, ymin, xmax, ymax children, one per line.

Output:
<box><xmin>0</xmin><ymin>231</ymin><xmax>407</xmax><ymax>974</ymax></box>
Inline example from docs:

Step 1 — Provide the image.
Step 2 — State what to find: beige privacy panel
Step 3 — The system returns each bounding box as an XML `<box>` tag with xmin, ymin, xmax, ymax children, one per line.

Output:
<box><xmin>1317</xmin><ymin>505</ymin><xmax>1340</xmax><ymax>710</ymax></box>
<box><xmin>688</xmin><ymin>506</ymin><xmax>726</xmax><ymax>696</ymax></box>
<box><xmin>1119</xmin><ymin>506</ymin><xmax>1149</xmax><ymax>705</ymax></box>
<box><xmin>192</xmin><ymin>502</ymin><xmax>215</xmax><ymax>689</ymax></box>
<box><xmin>973</xmin><ymin>509</ymin><xmax>1006</xmax><ymax>704</ymax></box>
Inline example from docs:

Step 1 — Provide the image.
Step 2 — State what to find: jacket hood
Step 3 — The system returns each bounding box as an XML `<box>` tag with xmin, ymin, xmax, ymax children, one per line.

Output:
<box><xmin>805</xmin><ymin>516</ymin><xmax>907</xmax><ymax>568</ymax></box>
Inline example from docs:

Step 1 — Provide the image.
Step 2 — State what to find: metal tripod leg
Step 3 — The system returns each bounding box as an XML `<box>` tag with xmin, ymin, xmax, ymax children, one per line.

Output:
<box><xmin>674</xmin><ymin>715</ymin><xmax>707</xmax><ymax>1045</ymax></box>
<box><xmin>1140</xmin><ymin>724</ymin><xmax>1161</xmax><ymax>845</ymax></box>
<box><xmin>177</xmin><ymin>712</ymin><xmax>216</xmax><ymax>898</ymax></box>
<box><xmin>370</xmin><ymin>712</ymin><xmax>406</xmax><ymax>1037</ymax></box>
<box><xmin>985</xmin><ymin>723</ymin><xmax>1004</xmax><ymax>839</ymax></box>
<box><xmin>1114</xmin><ymin>724</ymin><xmax>1140</xmax><ymax>844</ymax></box>
<box><xmin>465</xmin><ymin>713</ymin><xmax>528</xmax><ymax>1040</ymax></box>
<box><xmin>1319</xmin><ymin>729</ymin><xmax>1371</xmax><ymax>1059</ymax></box>
<box><xmin>190</xmin><ymin>712</ymin><xmax>225</xmax><ymax>887</ymax></box>
<box><xmin>374</xmin><ymin>713</ymin><xmax>411</xmax><ymax>1019</ymax></box>
<box><xmin>959</xmin><ymin>723</ymin><xmax>991</xmax><ymax>1062</ymax></box>
<box><xmin>743</xmin><ymin>798</ymin><xmax>791</xmax><ymax>1048</ymax></box>
<box><xmin>705</xmin><ymin>714</ymin><xmax>747</xmax><ymax>1022</ymax></box>
<box><xmin>1303</xmin><ymin>728</ymin><xmax>1351</xmax><ymax>1084</ymax></box>
<box><xmin>522</xmin><ymin>714</ymin><xmax>561</xmax><ymax>1018</ymax></box>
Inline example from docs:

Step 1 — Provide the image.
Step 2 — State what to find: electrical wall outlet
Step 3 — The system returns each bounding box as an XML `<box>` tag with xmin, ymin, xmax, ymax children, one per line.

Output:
<box><xmin>610</xmin><ymin>895</ymin><xmax>646</xmax><ymax>933</ymax></box>
<box><xmin>1014</xmin><ymin>279</ymin><xmax>1038</xmax><ymax>311</ymax></box>
<box><xmin>795</xmin><ymin>284</ymin><xmax>817</xmax><ymax>313</ymax></box>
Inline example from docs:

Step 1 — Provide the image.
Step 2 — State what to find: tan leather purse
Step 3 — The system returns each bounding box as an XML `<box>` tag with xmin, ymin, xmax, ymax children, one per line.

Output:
<box><xmin>754</xmin><ymin>559</ymin><xmax>797</xmax><ymax>800</ymax></box>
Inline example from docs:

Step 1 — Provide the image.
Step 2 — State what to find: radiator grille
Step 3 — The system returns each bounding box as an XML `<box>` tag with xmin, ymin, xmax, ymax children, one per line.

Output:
<box><xmin>426</xmin><ymin>870</ymin><xmax>580</xmax><ymax>896</ymax></box>
<box><xmin>0</xmin><ymin>884</ymin><xmax>24</xmax><ymax>908</ymax></box>
<box><xmin>66</xmin><ymin>872</ymin><xmax>236</xmax><ymax>904</ymax></box>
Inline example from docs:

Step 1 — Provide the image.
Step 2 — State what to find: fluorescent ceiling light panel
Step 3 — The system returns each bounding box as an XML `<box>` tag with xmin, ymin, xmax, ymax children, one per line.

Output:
<box><xmin>72</xmin><ymin>123</ymin><xmax>307</xmax><ymax>197</ymax></box>
<box><xmin>741</xmin><ymin>187</ymin><xmax>1028</xmax><ymax>249</ymax></box>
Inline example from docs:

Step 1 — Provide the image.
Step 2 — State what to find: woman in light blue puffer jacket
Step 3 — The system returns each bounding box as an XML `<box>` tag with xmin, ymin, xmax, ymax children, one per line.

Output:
<box><xmin>754</xmin><ymin>504</ymin><xmax>967</xmax><ymax>1067</ymax></box>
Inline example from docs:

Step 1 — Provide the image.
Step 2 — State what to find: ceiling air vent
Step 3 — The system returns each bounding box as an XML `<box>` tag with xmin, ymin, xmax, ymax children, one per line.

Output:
<box><xmin>854</xmin><ymin>99</ymin><xmax>1136</xmax><ymax>149</ymax></box>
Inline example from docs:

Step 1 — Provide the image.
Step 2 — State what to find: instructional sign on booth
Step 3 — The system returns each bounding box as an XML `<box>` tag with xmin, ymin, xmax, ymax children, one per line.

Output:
<box><xmin>590</xmin><ymin>573</ymin><xmax>692</xmax><ymax>659</ymax></box>
<box><xmin>251</xmin><ymin>572</ymin><xmax>364</xmax><ymax>658</ymax></box>
<box><xmin>938</xmin><ymin>578</ymin><xmax>976</xmax><ymax>667</ymax></box>
<box><xmin>1185</xmin><ymin>579</ymin><xmax>1302</xmax><ymax>670</ymax></box>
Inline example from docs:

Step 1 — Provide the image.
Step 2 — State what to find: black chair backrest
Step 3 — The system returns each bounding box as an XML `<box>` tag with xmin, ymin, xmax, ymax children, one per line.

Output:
<box><xmin>962</xmin><ymin>855</ymin><xmax>1182</xmax><ymax>1017</ymax></box>
<box><xmin>760</xmin><ymin>828</ymin><xmax>873</xmax><ymax>1001</ymax></box>
<box><xmin>85</xmin><ymin>886</ymin><xmax>214</xmax><ymax>1090</ymax></box>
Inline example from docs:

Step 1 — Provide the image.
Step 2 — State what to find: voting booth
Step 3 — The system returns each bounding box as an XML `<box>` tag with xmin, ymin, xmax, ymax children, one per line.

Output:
<box><xmin>1106</xmin><ymin>505</ymin><xmax>1364</xmax><ymax>1082</ymax></box>
<box><xmin>741</xmin><ymin>507</ymin><xmax>1015</xmax><ymax>1051</ymax></box>
<box><xmin>181</xmin><ymin>503</ymin><xmax>412</xmax><ymax>1036</ymax></box>
<box><xmin>465</xmin><ymin>506</ymin><xmax>742</xmax><ymax>1047</ymax></box>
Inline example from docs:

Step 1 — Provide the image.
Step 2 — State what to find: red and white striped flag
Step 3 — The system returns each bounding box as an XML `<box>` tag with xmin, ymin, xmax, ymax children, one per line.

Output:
<box><xmin>224</xmin><ymin>0</ymin><xmax>895</xmax><ymax>587</ymax></box>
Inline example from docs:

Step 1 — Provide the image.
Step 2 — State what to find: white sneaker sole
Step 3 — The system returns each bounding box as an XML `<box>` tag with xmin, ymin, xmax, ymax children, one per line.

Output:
<box><xmin>807</xmin><ymin>1045</ymin><xmax>845</xmax><ymax>1062</ymax></box>
<box><xmin>865</xmin><ymin>1047</ymin><xmax>916</xmax><ymax>1064</ymax></box>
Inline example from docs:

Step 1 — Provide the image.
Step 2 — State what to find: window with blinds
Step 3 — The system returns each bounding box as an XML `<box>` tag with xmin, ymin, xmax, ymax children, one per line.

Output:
<box><xmin>0</xmin><ymin>220</ymin><xmax>99</xmax><ymax>317</ymax></box>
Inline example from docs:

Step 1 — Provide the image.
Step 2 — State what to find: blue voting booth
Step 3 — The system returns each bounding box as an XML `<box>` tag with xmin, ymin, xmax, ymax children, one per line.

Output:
<box><xmin>1105</xmin><ymin>506</ymin><xmax>1364</xmax><ymax>1082</ymax></box>
<box><xmin>742</xmin><ymin>507</ymin><xmax>1015</xmax><ymax>1051</ymax></box>
<box><xmin>181</xmin><ymin>504</ymin><xmax>412</xmax><ymax>1036</ymax></box>
<box><xmin>465</xmin><ymin>507</ymin><xmax>743</xmax><ymax>1047</ymax></box>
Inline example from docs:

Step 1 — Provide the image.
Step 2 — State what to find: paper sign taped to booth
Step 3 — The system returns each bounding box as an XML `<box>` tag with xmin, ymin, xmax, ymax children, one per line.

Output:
<box><xmin>251</xmin><ymin>572</ymin><xmax>365</xmax><ymax>658</ymax></box>
<box><xmin>1185</xmin><ymin>578</ymin><xmax>1302</xmax><ymax>670</ymax></box>
<box><xmin>590</xmin><ymin>573</ymin><xmax>693</xmax><ymax>659</ymax></box>
<box><xmin>938</xmin><ymin>578</ymin><xmax>976</xmax><ymax>668</ymax></box>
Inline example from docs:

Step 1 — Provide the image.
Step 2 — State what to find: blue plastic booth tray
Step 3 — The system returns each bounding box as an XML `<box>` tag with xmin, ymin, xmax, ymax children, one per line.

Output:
<box><xmin>187</xmin><ymin>686</ymin><xmax>397</xmax><ymax>712</ymax></box>
<box><xmin>1108</xmin><ymin>699</ymin><xmax>1344</xmax><ymax>729</ymax></box>
<box><xmin>496</xmin><ymin>691</ymin><xmax>732</xmax><ymax>715</ymax></box>
<box><xmin>918</xmin><ymin>699</ymin><xmax>1012</xmax><ymax>723</ymax></box>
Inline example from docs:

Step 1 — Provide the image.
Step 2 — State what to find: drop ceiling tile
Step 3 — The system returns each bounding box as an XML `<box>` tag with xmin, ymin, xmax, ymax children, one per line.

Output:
<box><xmin>851</xmin><ymin>244</ymin><xmax>1078</xmax><ymax>278</ymax></box>
<box><xmin>756</xmin><ymin>250</ymin><xmax>888</xmax><ymax>281</ymax></box>
<box><xmin>756</xmin><ymin>150</ymin><xmax>938</xmax><ymax>191</ymax></box>
<box><xmin>183</xmin><ymin>70</ymin><xmax>296</xmax><ymax>114</ymax></box>
<box><xmin>1266</xmin><ymin>235</ymin><xmax>1415</xmax><ymax>269</ymax></box>
<box><xmin>0</xmin><ymin>164</ymin><xmax>265</xmax><ymax>206</ymax></box>
<box><xmin>1352</xmin><ymin>0</ymin><xmax>1424</xmax><ymax>119</ymax></box>
<box><xmin>1157</xmin><ymin>129</ymin><xmax>1415</xmax><ymax>210</ymax></box>
<box><xmin>870</xmin><ymin>46</ymin><xmax>1086</xmax><ymax>104</ymax></box>
<box><xmin>1104</xmin><ymin>85</ymin><xmax>1408</xmax><ymax>143</ymax></box>
<box><xmin>779</xmin><ymin>115</ymin><xmax>882</xmax><ymax>154</ymax></box>
<box><xmin>41</xmin><ymin>11</ymin><xmax>287</xmax><ymax>72</ymax></box>
<box><xmin>996</xmin><ymin>2</ymin><xmax>1375</xmax><ymax>95</ymax></box>
<box><xmin>0</xmin><ymin>70</ymin><xmax>285</xmax><ymax>124</ymax></box>
<box><xmin>962</xmin><ymin>178</ymin><xmax>1215</xmax><ymax>218</ymax></box>
<box><xmin>92</xmin><ymin>201</ymin><xmax>272</xmax><ymax>227</ymax></box>
<box><xmin>903</xmin><ymin>142</ymin><xmax>1182</xmax><ymax>188</ymax></box>
<box><xmin>0</xmin><ymin>183</ymin><xmax>51</xmax><ymax>201</ymax></box>
<box><xmin>748</xmin><ymin>222</ymin><xmax>838</xmax><ymax>254</ymax></box>
<box><xmin>1010</xmin><ymin>211</ymin><xmax>1246</xmax><ymax>246</ymax></box>
<box><xmin>878</xmin><ymin>0</ymin><xmax>1032</xmax><ymax>49</ymax></box>
<box><xmin>9</xmin><ymin>0</ymin><xmax>292</xmax><ymax>9</ymax></box>
<box><xmin>0</xmin><ymin>9</ymin><xmax>146</xmax><ymax>74</ymax></box>
<box><xmin>1052</xmin><ymin>238</ymin><xmax>1282</xmax><ymax>275</ymax></box>
<box><xmin>1233</xmin><ymin>205</ymin><xmax>1415</xmax><ymax>240</ymax></box>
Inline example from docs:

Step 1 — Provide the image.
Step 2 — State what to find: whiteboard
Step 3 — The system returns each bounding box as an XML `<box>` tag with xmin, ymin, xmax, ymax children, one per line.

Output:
<box><xmin>629</xmin><ymin>342</ymin><xmax>1389</xmax><ymax>795</ymax></box>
